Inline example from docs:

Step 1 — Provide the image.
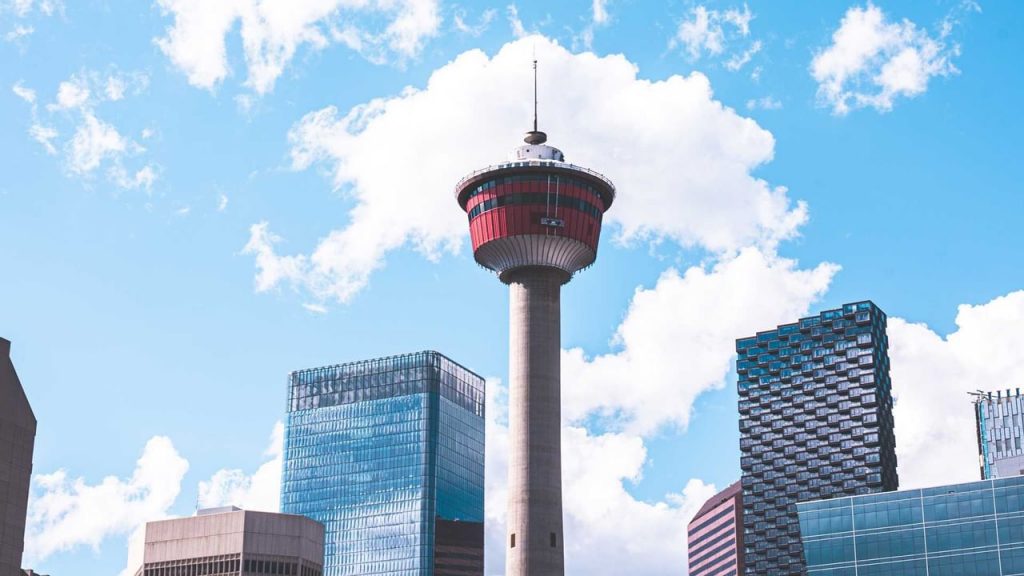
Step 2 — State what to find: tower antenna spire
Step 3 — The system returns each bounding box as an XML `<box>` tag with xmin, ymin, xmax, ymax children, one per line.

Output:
<box><xmin>525</xmin><ymin>57</ymin><xmax>547</xmax><ymax>144</ymax></box>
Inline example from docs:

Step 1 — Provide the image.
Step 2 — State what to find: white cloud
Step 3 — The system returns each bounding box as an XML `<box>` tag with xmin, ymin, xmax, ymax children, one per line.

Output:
<box><xmin>746</xmin><ymin>95</ymin><xmax>782</xmax><ymax>110</ymax></box>
<box><xmin>483</xmin><ymin>378</ymin><xmax>718</xmax><ymax>576</ymax></box>
<box><xmin>217</xmin><ymin>193</ymin><xmax>229</xmax><ymax>211</ymax></box>
<box><xmin>23</xmin><ymin>436</ymin><xmax>189</xmax><ymax>564</ymax></box>
<box><xmin>671</xmin><ymin>3</ymin><xmax>758</xmax><ymax>69</ymax></box>
<box><xmin>453</xmin><ymin>7</ymin><xmax>495</xmax><ymax>37</ymax></box>
<box><xmin>12</xmin><ymin>80</ymin><xmax>36</xmax><ymax>104</ymax></box>
<box><xmin>505</xmin><ymin>4</ymin><xmax>526</xmax><ymax>38</ymax></box>
<box><xmin>29</xmin><ymin>124</ymin><xmax>58</xmax><ymax>154</ymax></box>
<box><xmin>890</xmin><ymin>291</ymin><xmax>1024</xmax><ymax>489</ymax></box>
<box><xmin>811</xmin><ymin>2</ymin><xmax>961</xmax><ymax>114</ymax></box>
<box><xmin>563</xmin><ymin>247</ymin><xmax>837</xmax><ymax>436</ymax></box>
<box><xmin>4</xmin><ymin>24</ymin><xmax>33</xmax><ymax>41</ymax></box>
<box><xmin>302</xmin><ymin>302</ymin><xmax>327</xmax><ymax>314</ymax></box>
<box><xmin>8</xmin><ymin>0</ymin><xmax>61</xmax><ymax>18</ymax></box>
<box><xmin>68</xmin><ymin>112</ymin><xmax>126</xmax><ymax>175</ymax></box>
<box><xmin>14</xmin><ymin>70</ymin><xmax>158</xmax><ymax>189</ymax></box>
<box><xmin>154</xmin><ymin>0</ymin><xmax>441</xmax><ymax>95</ymax></box>
<box><xmin>249</xmin><ymin>36</ymin><xmax>808</xmax><ymax>304</ymax></box>
<box><xmin>50</xmin><ymin>76</ymin><xmax>90</xmax><ymax>111</ymax></box>
<box><xmin>592</xmin><ymin>0</ymin><xmax>610</xmax><ymax>25</ymax></box>
<box><xmin>725</xmin><ymin>39</ymin><xmax>761</xmax><ymax>71</ymax></box>
<box><xmin>198</xmin><ymin>422</ymin><xmax>283</xmax><ymax>512</ymax></box>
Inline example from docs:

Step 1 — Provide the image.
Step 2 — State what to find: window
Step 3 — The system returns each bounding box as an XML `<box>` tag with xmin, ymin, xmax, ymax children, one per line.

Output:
<box><xmin>551</xmin><ymin>533</ymin><xmax>557</xmax><ymax>547</ymax></box>
<box><xmin>511</xmin><ymin>533</ymin><xmax>516</xmax><ymax>548</ymax></box>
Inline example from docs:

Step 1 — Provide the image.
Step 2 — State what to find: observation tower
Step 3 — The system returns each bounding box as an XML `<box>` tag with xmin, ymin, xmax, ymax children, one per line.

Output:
<box><xmin>454</xmin><ymin>62</ymin><xmax>615</xmax><ymax>576</ymax></box>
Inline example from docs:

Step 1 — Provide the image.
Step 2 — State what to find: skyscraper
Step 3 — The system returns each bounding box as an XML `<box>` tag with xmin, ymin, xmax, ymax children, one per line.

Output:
<box><xmin>736</xmin><ymin>301</ymin><xmax>898</xmax><ymax>575</ymax></box>
<box><xmin>797</xmin><ymin>475</ymin><xmax>1024</xmax><ymax>575</ymax></box>
<box><xmin>687</xmin><ymin>481</ymin><xmax>744</xmax><ymax>576</ymax></box>
<box><xmin>1</xmin><ymin>338</ymin><xmax>36</xmax><ymax>575</ymax></box>
<box><xmin>134</xmin><ymin>507</ymin><xmax>324</xmax><ymax>576</ymax></box>
<box><xmin>973</xmin><ymin>389</ymin><xmax>1024</xmax><ymax>479</ymax></box>
<box><xmin>453</xmin><ymin>62</ymin><xmax>615</xmax><ymax>576</ymax></box>
<box><xmin>281</xmin><ymin>351</ymin><xmax>485</xmax><ymax>576</ymax></box>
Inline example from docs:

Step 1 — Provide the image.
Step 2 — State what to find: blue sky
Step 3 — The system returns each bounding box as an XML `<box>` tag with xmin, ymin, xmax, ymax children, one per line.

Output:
<box><xmin>2</xmin><ymin>0</ymin><xmax>1022</xmax><ymax>574</ymax></box>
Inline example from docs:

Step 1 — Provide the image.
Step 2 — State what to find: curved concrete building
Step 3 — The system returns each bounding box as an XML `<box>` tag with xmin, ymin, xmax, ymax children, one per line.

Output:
<box><xmin>454</xmin><ymin>63</ymin><xmax>615</xmax><ymax>576</ymax></box>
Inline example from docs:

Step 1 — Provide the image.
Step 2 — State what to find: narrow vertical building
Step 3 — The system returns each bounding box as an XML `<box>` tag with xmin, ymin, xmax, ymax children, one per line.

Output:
<box><xmin>281</xmin><ymin>351</ymin><xmax>485</xmax><ymax>576</ymax></box>
<box><xmin>454</xmin><ymin>62</ymin><xmax>616</xmax><ymax>576</ymax></box>
<box><xmin>973</xmin><ymin>390</ymin><xmax>1024</xmax><ymax>479</ymax></box>
<box><xmin>0</xmin><ymin>338</ymin><xmax>36</xmax><ymax>575</ymax></box>
<box><xmin>736</xmin><ymin>301</ymin><xmax>898</xmax><ymax>575</ymax></box>
<box><xmin>135</xmin><ymin>507</ymin><xmax>324</xmax><ymax>575</ymax></box>
<box><xmin>687</xmin><ymin>481</ymin><xmax>743</xmax><ymax>576</ymax></box>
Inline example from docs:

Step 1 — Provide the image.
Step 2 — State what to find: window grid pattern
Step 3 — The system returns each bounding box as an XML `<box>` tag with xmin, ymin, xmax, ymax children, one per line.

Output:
<box><xmin>141</xmin><ymin>554</ymin><xmax>323</xmax><ymax>576</ymax></box>
<box><xmin>974</xmin><ymin>393</ymin><xmax>1024</xmax><ymax>480</ymax></box>
<box><xmin>798</xmin><ymin>475</ymin><xmax>1024</xmax><ymax>575</ymax></box>
<box><xmin>736</xmin><ymin>301</ymin><xmax>899</xmax><ymax>575</ymax></box>
<box><xmin>282</xmin><ymin>352</ymin><xmax>485</xmax><ymax>576</ymax></box>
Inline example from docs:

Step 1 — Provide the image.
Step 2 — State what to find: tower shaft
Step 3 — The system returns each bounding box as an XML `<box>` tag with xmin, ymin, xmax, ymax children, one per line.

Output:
<box><xmin>506</xmin><ymin>267</ymin><xmax>565</xmax><ymax>576</ymax></box>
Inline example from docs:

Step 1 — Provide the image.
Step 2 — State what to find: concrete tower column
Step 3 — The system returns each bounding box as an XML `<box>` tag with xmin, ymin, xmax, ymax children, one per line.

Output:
<box><xmin>505</xmin><ymin>266</ymin><xmax>565</xmax><ymax>576</ymax></box>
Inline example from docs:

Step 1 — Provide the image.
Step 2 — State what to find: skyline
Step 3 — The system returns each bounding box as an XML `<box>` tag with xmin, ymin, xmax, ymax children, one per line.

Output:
<box><xmin>2</xmin><ymin>1</ymin><xmax>1023</xmax><ymax>575</ymax></box>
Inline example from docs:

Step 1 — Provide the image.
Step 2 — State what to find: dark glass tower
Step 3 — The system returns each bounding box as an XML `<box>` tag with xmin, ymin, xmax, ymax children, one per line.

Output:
<box><xmin>1</xmin><ymin>338</ymin><xmax>36</xmax><ymax>575</ymax></box>
<box><xmin>736</xmin><ymin>301</ymin><xmax>898</xmax><ymax>575</ymax></box>
<box><xmin>281</xmin><ymin>351</ymin><xmax>485</xmax><ymax>576</ymax></box>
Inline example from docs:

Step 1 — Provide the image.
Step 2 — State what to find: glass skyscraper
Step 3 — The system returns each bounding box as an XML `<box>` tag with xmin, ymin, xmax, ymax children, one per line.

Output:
<box><xmin>736</xmin><ymin>301</ymin><xmax>898</xmax><ymax>575</ymax></box>
<box><xmin>973</xmin><ymin>389</ymin><xmax>1024</xmax><ymax>479</ymax></box>
<box><xmin>281</xmin><ymin>351</ymin><xmax>485</xmax><ymax>576</ymax></box>
<box><xmin>797</xmin><ymin>475</ymin><xmax>1024</xmax><ymax>575</ymax></box>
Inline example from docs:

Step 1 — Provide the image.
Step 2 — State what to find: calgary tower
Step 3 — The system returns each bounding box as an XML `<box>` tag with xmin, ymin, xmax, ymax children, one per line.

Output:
<box><xmin>454</xmin><ymin>61</ymin><xmax>615</xmax><ymax>575</ymax></box>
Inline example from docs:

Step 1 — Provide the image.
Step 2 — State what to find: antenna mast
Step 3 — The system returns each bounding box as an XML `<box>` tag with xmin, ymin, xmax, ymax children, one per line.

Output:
<box><xmin>524</xmin><ymin>58</ymin><xmax>547</xmax><ymax>145</ymax></box>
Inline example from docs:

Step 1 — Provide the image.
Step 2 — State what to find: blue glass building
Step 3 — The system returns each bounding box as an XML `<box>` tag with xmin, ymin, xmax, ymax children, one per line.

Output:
<box><xmin>798</xmin><ymin>475</ymin><xmax>1024</xmax><ymax>575</ymax></box>
<box><xmin>281</xmin><ymin>351</ymin><xmax>485</xmax><ymax>576</ymax></box>
<box><xmin>737</xmin><ymin>301</ymin><xmax>898</xmax><ymax>575</ymax></box>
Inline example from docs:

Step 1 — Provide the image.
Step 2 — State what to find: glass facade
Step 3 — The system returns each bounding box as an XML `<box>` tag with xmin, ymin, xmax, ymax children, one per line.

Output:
<box><xmin>798</xmin><ymin>475</ymin><xmax>1024</xmax><ymax>575</ymax></box>
<box><xmin>281</xmin><ymin>351</ymin><xmax>485</xmax><ymax>576</ymax></box>
<box><xmin>736</xmin><ymin>301</ymin><xmax>898</xmax><ymax>575</ymax></box>
<box><xmin>974</xmin><ymin>390</ymin><xmax>1024</xmax><ymax>480</ymax></box>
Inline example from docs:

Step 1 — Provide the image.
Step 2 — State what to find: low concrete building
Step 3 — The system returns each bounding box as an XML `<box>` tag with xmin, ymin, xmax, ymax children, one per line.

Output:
<box><xmin>135</xmin><ymin>507</ymin><xmax>324</xmax><ymax>576</ymax></box>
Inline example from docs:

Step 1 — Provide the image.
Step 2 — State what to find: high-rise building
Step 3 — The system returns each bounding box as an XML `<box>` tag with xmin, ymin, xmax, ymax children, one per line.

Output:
<box><xmin>973</xmin><ymin>389</ymin><xmax>1024</xmax><ymax>479</ymax></box>
<box><xmin>687</xmin><ymin>481</ymin><xmax>743</xmax><ymax>576</ymax></box>
<box><xmin>454</xmin><ymin>62</ymin><xmax>615</xmax><ymax>576</ymax></box>
<box><xmin>134</xmin><ymin>507</ymin><xmax>324</xmax><ymax>576</ymax></box>
<box><xmin>1</xmin><ymin>338</ymin><xmax>36</xmax><ymax>575</ymax></box>
<box><xmin>281</xmin><ymin>351</ymin><xmax>485</xmax><ymax>576</ymax></box>
<box><xmin>797</xmin><ymin>475</ymin><xmax>1024</xmax><ymax>575</ymax></box>
<box><xmin>736</xmin><ymin>301</ymin><xmax>899</xmax><ymax>575</ymax></box>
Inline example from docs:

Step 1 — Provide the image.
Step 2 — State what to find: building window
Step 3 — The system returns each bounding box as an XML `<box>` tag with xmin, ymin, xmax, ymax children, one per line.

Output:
<box><xmin>551</xmin><ymin>533</ymin><xmax>557</xmax><ymax>548</ymax></box>
<box><xmin>510</xmin><ymin>533</ymin><xmax>516</xmax><ymax>548</ymax></box>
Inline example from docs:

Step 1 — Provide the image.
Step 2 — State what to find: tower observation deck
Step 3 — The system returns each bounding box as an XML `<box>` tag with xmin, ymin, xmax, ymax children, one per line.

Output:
<box><xmin>454</xmin><ymin>61</ymin><xmax>615</xmax><ymax>576</ymax></box>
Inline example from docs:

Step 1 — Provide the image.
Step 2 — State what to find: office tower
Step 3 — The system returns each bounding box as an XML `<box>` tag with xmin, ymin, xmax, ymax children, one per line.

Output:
<box><xmin>687</xmin><ymin>481</ymin><xmax>744</xmax><ymax>576</ymax></box>
<box><xmin>973</xmin><ymin>389</ymin><xmax>1024</xmax><ymax>479</ymax></box>
<box><xmin>1</xmin><ymin>338</ymin><xmax>36</xmax><ymax>575</ymax></box>
<box><xmin>281</xmin><ymin>351</ymin><xmax>485</xmax><ymax>576</ymax></box>
<box><xmin>798</xmin><ymin>475</ymin><xmax>1024</xmax><ymax>575</ymax></box>
<box><xmin>453</xmin><ymin>62</ymin><xmax>615</xmax><ymax>576</ymax></box>
<box><xmin>736</xmin><ymin>301</ymin><xmax>898</xmax><ymax>575</ymax></box>
<box><xmin>134</xmin><ymin>507</ymin><xmax>324</xmax><ymax>576</ymax></box>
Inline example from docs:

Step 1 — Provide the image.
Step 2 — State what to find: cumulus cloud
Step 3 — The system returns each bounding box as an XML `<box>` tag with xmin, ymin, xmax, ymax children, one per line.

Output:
<box><xmin>890</xmin><ymin>291</ymin><xmax>1024</xmax><ymax>489</ymax></box>
<box><xmin>563</xmin><ymin>247</ymin><xmax>837</xmax><ymax>435</ymax></box>
<box><xmin>247</xmin><ymin>36</ymin><xmax>808</xmax><ymax>305</ymax></box>
<box><xmin>12</xmin><ymin>71</ymin><xmax>157</xmax><ymax>190</ymax></box>
<box><xmin>198</xmin><ymin>422</ymin><xmax>283</xmax><ymax>512</ymax></box>
<box><xmin>484</xmin><ymin>378</ymin><xmax>718</xmax><ymax>575</ymax></box>
<box><xmin>6</xmin><ymin>0</ymin><xmax>61</xmax><ymax>18</ymax></box>
<box><xmin>23</xmin><ymin>436</ymin><xmax>189</xmax><ymax>564</ymax></box>
<box><xmin>811</xmin><ymin>2</ymin><xmax>966</xmax><ymax>114</ymax></box>
<box><xmin>671</xmin><ymin>3</ymin><xmax>759</xmax><ymax>70</ymax></box>
<box><xmin>154</xmin><ymin>0</ymin><xmax>441</xmax><ymax>95</ymax></box>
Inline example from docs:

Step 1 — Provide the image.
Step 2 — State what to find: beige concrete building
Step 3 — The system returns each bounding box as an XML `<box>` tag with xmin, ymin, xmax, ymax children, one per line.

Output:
<box><xmin>135</xmin><ymin>507</ymin><xmax>324</xmax><ymax>576</ymax></box>
<box><xmin>1</xmin><ymin>338</ymin><xmax>36</xmax><ymax>575</ymax></box>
